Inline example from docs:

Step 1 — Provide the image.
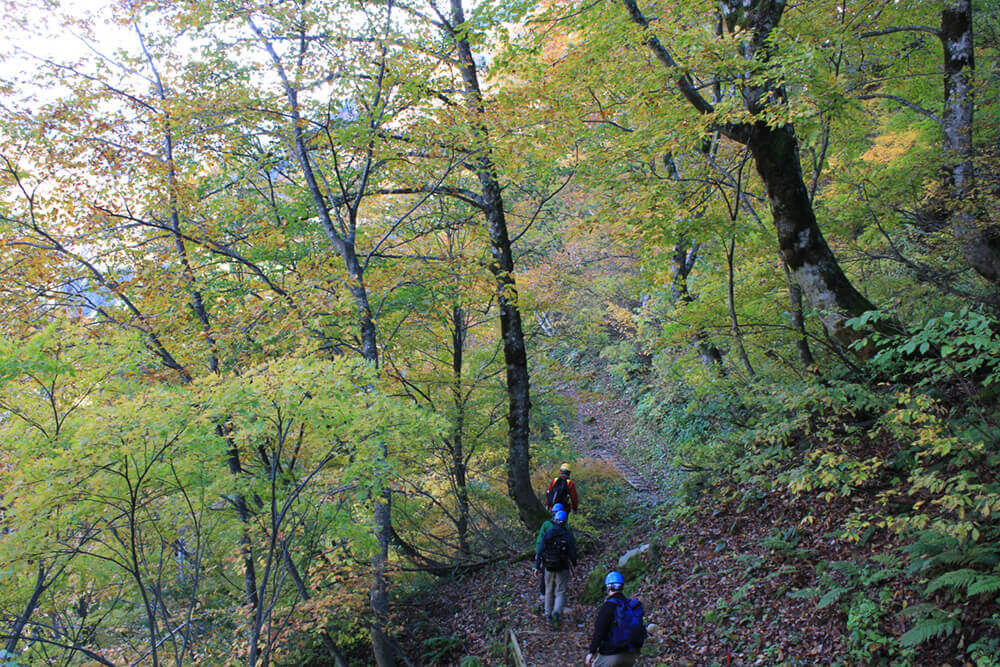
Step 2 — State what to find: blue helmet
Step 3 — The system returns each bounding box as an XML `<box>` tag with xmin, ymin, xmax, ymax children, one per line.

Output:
<box><xmin>604</xmin><ymin>571</ymin><xmax>624</xmax><ymax>589</ymax></box>
<box><xmin>554</xmin><ymin>510</ymin><xmax>568</xmax><ymax>524</ymax></box>
<box><xmin>551</xmin><ymin>503</ymin><xmax>564</xmax><ymax>514</ymax></box>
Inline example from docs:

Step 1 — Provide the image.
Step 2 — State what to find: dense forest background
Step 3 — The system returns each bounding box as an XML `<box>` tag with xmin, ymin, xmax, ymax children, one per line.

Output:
<box><xmin>2</xmin><ymin>0</ymin><xmax>1000</xmax><ymax>664</ymax></box>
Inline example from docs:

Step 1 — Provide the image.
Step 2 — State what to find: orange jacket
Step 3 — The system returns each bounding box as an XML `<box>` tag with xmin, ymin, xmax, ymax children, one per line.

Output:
<box><xmin>545</xmin><ymin>476</ymin><xmax>578</xmax><ymax>512</ymax></box>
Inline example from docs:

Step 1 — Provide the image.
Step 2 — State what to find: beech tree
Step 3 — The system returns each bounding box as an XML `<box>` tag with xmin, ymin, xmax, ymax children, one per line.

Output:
<box><xmin>618</xmin><ymin>0</ymin><xmax>880</xmax><ymax>345</ymax></box>
<box><xmin>435</xmin><ymin>0</ymin><xmax>548</xmax><ymax>529</ymax></box>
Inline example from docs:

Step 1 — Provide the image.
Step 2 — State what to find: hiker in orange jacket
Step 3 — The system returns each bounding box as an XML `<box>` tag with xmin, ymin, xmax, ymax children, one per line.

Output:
<box><xmin>545</xmin><ymin>463</ymin><xmax>579</xmax><ymax>513</ymax></box>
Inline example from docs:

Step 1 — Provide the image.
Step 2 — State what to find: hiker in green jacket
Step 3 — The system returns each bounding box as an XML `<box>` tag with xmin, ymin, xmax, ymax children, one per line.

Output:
<box><xmin>534</xmin><ymin>503</ymin><xmax>565</xmax><ymax>604</ymax></box>
<box><xmin>536</xmin><ymin>510</ymin><xmax>578</xmax><ymax>626</ymax></box>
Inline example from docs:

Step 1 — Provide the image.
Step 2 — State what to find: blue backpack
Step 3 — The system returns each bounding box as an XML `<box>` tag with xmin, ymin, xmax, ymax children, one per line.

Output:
<box><xmin>607</xmin><ymin>597</ymin><xmax>646</xmax><ymax>653</ymax></box>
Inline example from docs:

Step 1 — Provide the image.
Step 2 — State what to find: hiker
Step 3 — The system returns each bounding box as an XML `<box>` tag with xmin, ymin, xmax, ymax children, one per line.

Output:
<box><xmin>535</xmin><ymin>503</ymin><xmax>565</xmax><ymax>603</ymax></box>
<box><xmin>545</xmin><ymin>463</ymin><xmax>579</xmax><ymax>513</ymax></box>
<box><xmin>584</xmin><ymin>571</ymin><xmax>647</xmax><ymax>666</ymax></box>
<box><xmin>536</xmin><ymin>509</ymin><xmax>577</xmax><ymax>625</ymax></box>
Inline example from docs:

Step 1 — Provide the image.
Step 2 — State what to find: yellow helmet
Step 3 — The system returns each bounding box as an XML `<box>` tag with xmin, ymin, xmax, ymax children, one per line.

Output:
<box><xmin>559</xmin><ymin>463</ymin><xmax>571</xmax><ymax>474</ymax></box>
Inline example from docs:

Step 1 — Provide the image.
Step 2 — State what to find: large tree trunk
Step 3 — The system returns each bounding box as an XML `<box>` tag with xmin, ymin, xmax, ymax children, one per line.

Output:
<box><xmin>746</xmin><ymin>123</ymin><xmax>877</xmax><ymax>342</ymax></box>
<box><xmin>941</xmin><ymin>0</ymin><xmax>1000</xmax><ymax>285</ymax></box>
<box><xmin>622</xmin><ymin>0</ymin><xmax>883</xmax><ymax>348</ymax></box>
<box><xmin>448</xmin><ymin>0</ymin><xmax>547</xmax><ymax>531</ymax></box>
<box><xmin>782</xmin><ymin>261</ymin><xmax>816</xmax><ymax>369</ymax></box>
<box><xmin>479</xmin><ymin>175</ymin><xmax>546</xmax><ymax>530</ymax></box>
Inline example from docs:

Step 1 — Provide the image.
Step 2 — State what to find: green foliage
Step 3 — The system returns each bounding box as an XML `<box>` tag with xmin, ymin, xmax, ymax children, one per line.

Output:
<box><xmin>899</xmin><ymin>606</ymin><xmax>962</xmax><ymax>648</ymax></box>
<box><xmin>850</xmin><ymin>308</ymin><xmax>1000</xmax><ymax>389</ymax></box>
<box><xmin>789</xmin><ymin>557</ymin><xmax>906</xmax><ymax>660</ymax></box>
<box><xmin>760</xmin><ymin>527</ymin><xmax>812</xmax><ymax>560</ymax></box>
<box><xmin>1</xmin><ymin>0</ymin><xmax>1000</xmax><ymax>660</ymax></box>
<box><xmin>534</xmin><ymin>422</ymin><xmax>576</xmax><ymax>468</ymax></box>
<box><xmin>421</xmin><ymin>634</ymin><xmax>465</xmax><ymax>664</ymax></box>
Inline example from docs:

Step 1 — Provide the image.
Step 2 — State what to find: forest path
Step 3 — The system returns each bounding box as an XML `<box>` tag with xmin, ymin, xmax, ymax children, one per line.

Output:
<box><xmin>416</xmin><ymin>387</ymin><xmax>872</xmax><ymax>665</ymax></box>
<box><xmin>501</xmin><ymin>389</ymin><xmax>659</xmax><ymax>666</ymax></box>
<box><xmin>567</xmin><ymin>389</ymin><xmax>665</xmax><ymax>503</ymax></box>
<box><xmin>413</xmin><ymin>388</ymin><xmax>658</xmax><ymax>666</ymax></box>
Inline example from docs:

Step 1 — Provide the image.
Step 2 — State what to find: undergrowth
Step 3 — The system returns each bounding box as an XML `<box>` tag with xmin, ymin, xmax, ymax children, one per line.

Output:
<box><xmin>605</xmin><ymin>306</ymin><xmax>1000</xmax><ymax>664</ymax></box>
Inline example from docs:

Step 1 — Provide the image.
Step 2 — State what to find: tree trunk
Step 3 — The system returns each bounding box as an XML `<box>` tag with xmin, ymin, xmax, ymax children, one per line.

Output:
<box><xmin>342</xmin><ymin>244</ymin><xmax>379</xmax><ymax>364</ymax></box>
<box><xmin>4</xmin><ymin>565</ymin><xmax>46</xmax><ymax>655</ymax></box>
<box><xmin>941</xmin><ymin>0</ymin><xmax>1000</xmax><ymax>285</ymax></box>
<box><xmin>782</xmin><ymin>261</ymin><xmax>816</xmax><ymax>369</ymax></box>
<box><xmin>622</xmin><ymin>0</ymin><xmax>885</xmax><ymax>348</ymax></box>
<box><xmin>251</xmin><ymin>24</ymin><xmax>394</xmax><ymax>660</ymax></box>
<box><xmin>370</xmin><ymin>487</ymin><xmax>393</xmax><ymax>667</ymax></box>
<box><xmin>448</xmin><ymin>0</ymin><xmax>547</xmax><ymax>531</ymax></box>
<box><xmin>724</xmin><ymin>237</ymin><xmax>755</xmax><ymax>378</ymax></box>
<box><xmin>283</xmin><ymin>549</ymin><xmax>349</xmax><ymax>667</ymax></box>
<box><xmin>451</xmin><ymin>305</ymin><xmax>471</xmax><ymax>556</ymax></box>
<box><xmin>746</xmin><ymin>123</ymin><xmax>877</xmax><ymax>343</ymax></box>
<box><xmin>670</xmin><ymin>239</ymin><xmax>726</xmax><ymax>373</ymax></box>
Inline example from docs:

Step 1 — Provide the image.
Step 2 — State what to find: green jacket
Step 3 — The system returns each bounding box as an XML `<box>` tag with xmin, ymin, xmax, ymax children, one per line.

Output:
<box><xmin>535</xmin><ymin>521</ymin><xmax>575</xmax><ymax>556</ymax></box>
<box><xmin>535</xmin><ymin>519</ymin><xmax>556</xmax><ymax>552</ymax></box>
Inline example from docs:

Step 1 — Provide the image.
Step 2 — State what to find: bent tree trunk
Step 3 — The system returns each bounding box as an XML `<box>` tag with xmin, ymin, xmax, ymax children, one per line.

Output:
<box><xmin>746</xmin><ymin>123</ymin><xmax>877</xmax><ymax>342</ymax></box>
<box><xmin>622</xmin><ymin>0</ymin><xmax>882</xmax><ymax>348</ymax></box>
<box><xmin>448</xmin><ymin>0</ymin><xmax>547</xmax><ymax>530</ymax></box>
<box><xmin>941</xmin><ymin>0</ymin><xmax>1000</xmax><ymax>286</ymax></box>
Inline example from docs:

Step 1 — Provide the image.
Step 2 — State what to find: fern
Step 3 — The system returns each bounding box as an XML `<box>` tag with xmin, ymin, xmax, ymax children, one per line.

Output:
<box><xmin>787</xmin><ymin>587</ymin><xmax>820</xmax><ymax>599</ymax></box>
<box><xmin>968</xmin><ymin>575</ymin><xmax>1000</xmax><ymax>596</ymax></box>
<box><xmin>817</xmin><ymin>586</ymin><xmax>850</xmax><ymax>609</ymax></box>
<box><xmin>899</xmin><ymin>613</ymin><xmax>961</xmax><ymax>647</ymax></box>
<box><xmin>925</xmin><ymin>568</ymin><xmax>978</xmax><ymax>594</ymax></box>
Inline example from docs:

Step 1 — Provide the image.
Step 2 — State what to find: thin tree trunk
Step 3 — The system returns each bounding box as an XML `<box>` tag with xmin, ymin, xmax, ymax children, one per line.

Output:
<box><xmin>283</xmin><ymin>547</ymin><xmax>349</xmax><ymax>667</ymax></box>
<box><xmin>670</xmin><ymin>239</ymin><xmax>726</xmax><ymax>373</ymax></box>
<box><xmin>941</xmin><ymin>0</ymin><xmax>1000</xmax><ymax>285</ymax></box>
<box><xmin>724</xmin><ymin>237</ymin><xmax>755</xmax><ymax>378</ymax></box>
<box><xmin>370</xmin><ymin>487</ymin><xmax>393</xmax><ymax>667</ymax></box>
<box><xmin>248</xmin><ymin>20</ymin><xmax>394</xmax><ymax>661</ymax></box>
<box><xmin>451</xmin><ymin>305</ymin><xmax>471</xmax><ymax>556</ymax></box>
<box><xmin>342</xmin><ymin>244</ymin><xmax>378</xmax><ymax>364</ymax></box>
<box><xmin>136</xmin><ymin>40</ymin><xmax>264</xmax><ymax>661</ymax></box>
<box><xmin>447</xmin><ymin>0</ymin><xmax>546</xmax><ymax>531</ymax></box>
<box><xmin>4</xmin><ymin>565</ymin><xmax>46</xmax><ymax>655</ymax></box>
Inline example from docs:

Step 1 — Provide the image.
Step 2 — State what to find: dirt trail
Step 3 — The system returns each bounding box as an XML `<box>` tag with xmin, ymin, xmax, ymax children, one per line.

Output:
<box><xmin>417</xmin><ymin>387</ymin><xmax>871</xmax><ymax>665</ymax></box>
<box><xmin>415</xmin><ymin>389</ymin><xmax>655</xmax><ymax>666</ymax></box>
<box><xmin>505</xmin><ymin>390</ymin><xmax>661</xmax><ymax>665</ymax></box>
<box><xmin>568</xmin><ymin>390</ymin><xmax>664</xmax><ymax>502</ymax></box>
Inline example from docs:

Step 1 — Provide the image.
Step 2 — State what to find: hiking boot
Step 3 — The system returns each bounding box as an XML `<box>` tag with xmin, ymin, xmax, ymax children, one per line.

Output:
<box><xmin>550</xmin><ymin>613</ymin><xmax>561</xmax><ymax>629</ymax></box>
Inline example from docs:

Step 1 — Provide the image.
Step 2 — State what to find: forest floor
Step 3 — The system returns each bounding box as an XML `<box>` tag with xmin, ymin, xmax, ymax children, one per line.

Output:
<box><xmin>412</xmin><ymin>389</ymin><xmax>908</xmax><ymax>665</ymax></box>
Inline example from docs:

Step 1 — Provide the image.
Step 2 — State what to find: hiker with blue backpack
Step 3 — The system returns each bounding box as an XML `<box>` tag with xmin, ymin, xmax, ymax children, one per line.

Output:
<box><xmin>536</xmin><ymin>510</ymin><xmax>578</xmax><ymax>626</ymax></box>
<box><xmin>585</xmin><ymin>571</ymin><xmax>646</xmax><ymax>666</ymax></box>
